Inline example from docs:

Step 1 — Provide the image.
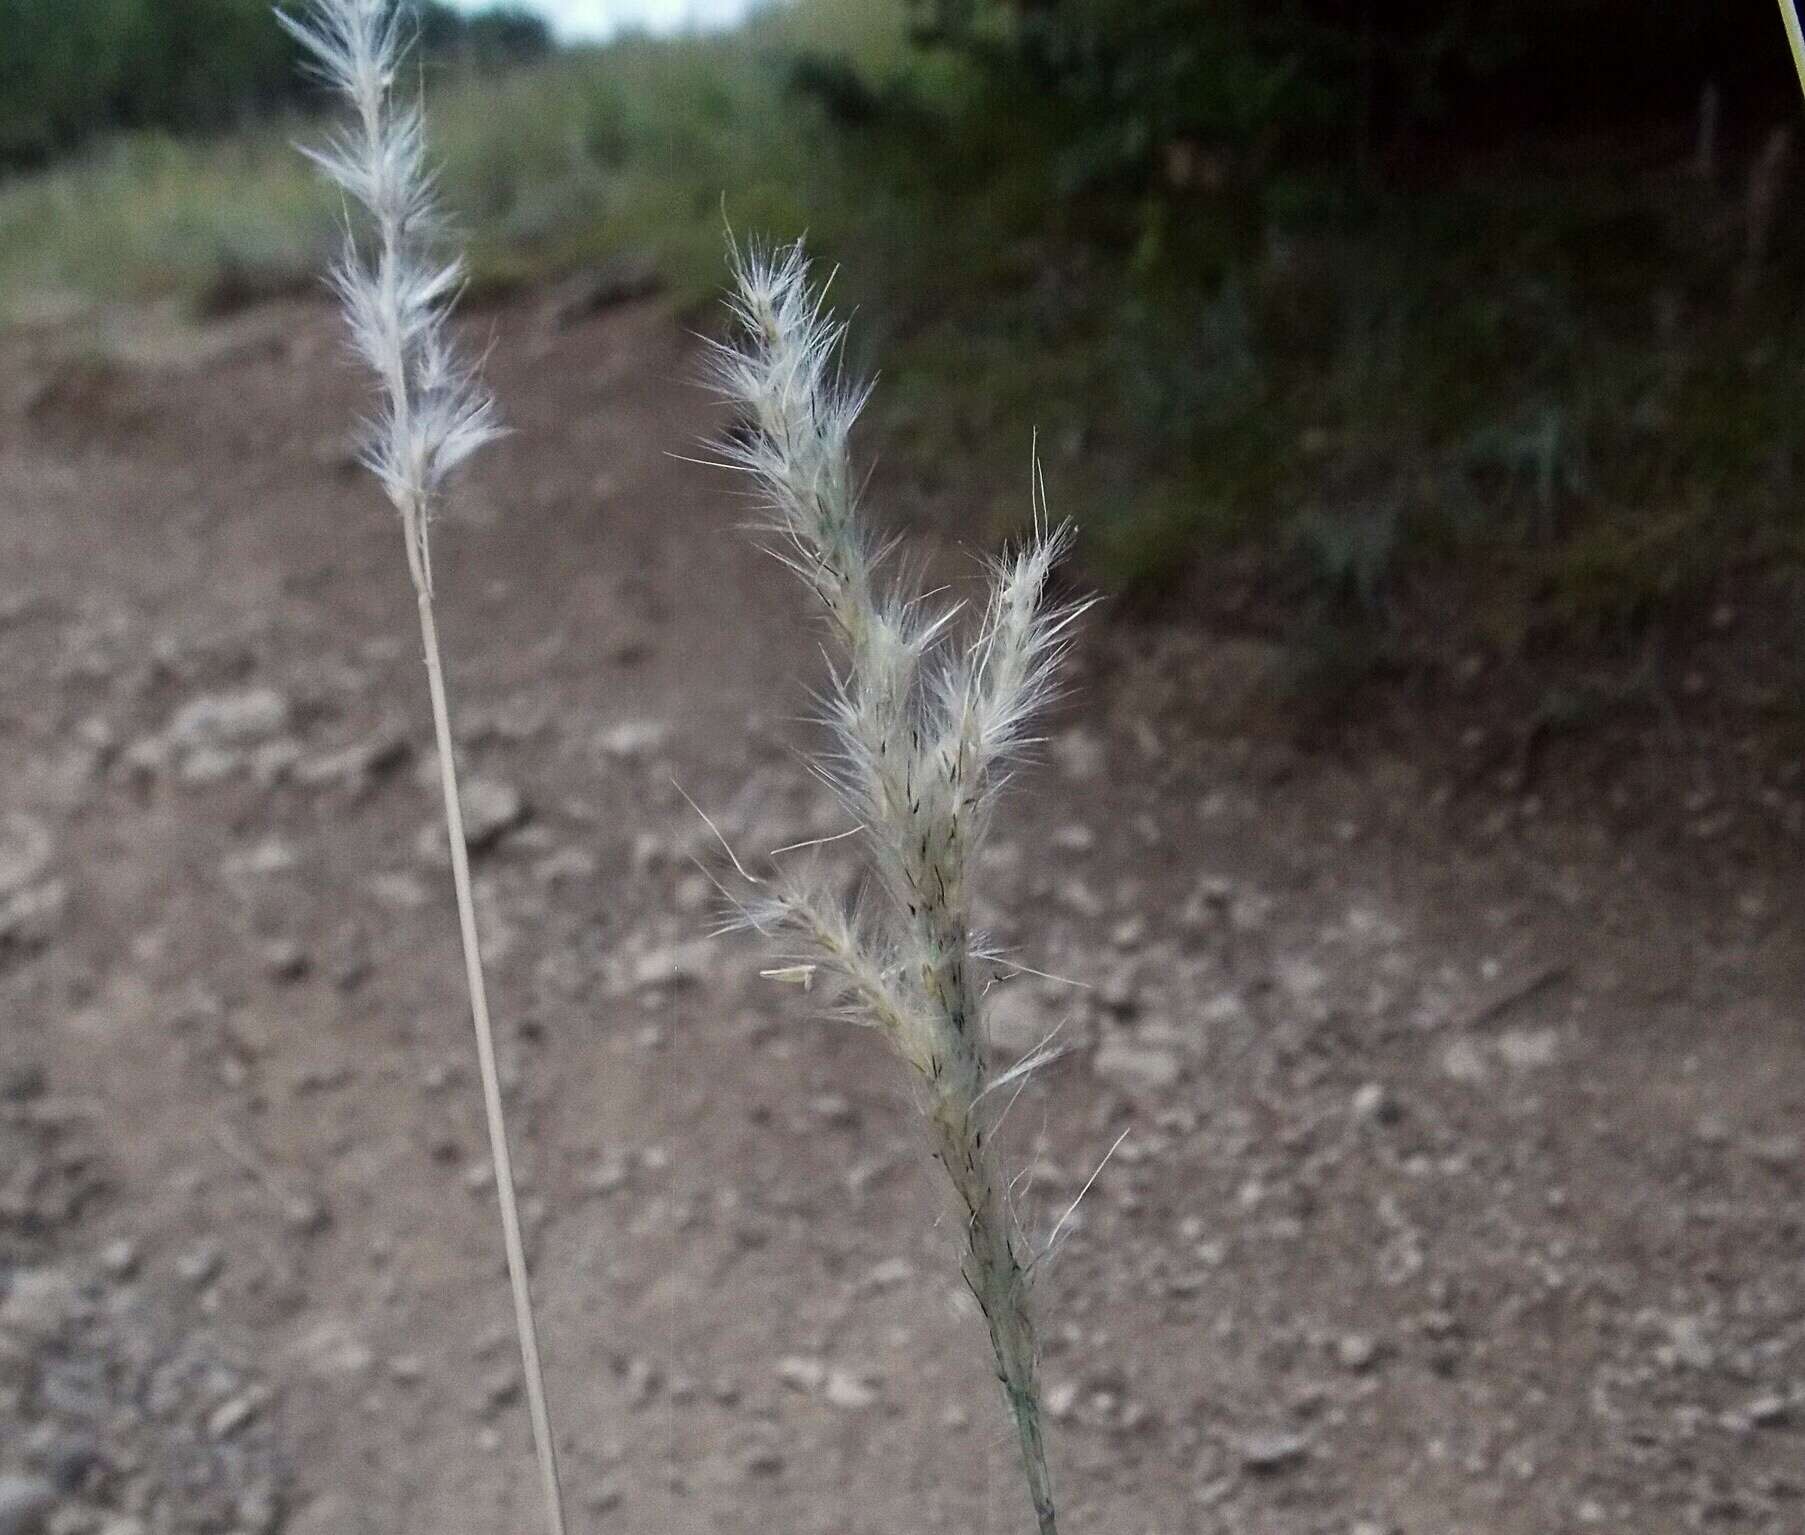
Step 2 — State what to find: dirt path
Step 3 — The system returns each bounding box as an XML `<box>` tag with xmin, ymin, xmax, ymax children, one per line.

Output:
<box><xmin>1</xmin><ymin>294</ymin><xmax>1802</xmax><ymax>1535</ymax></box>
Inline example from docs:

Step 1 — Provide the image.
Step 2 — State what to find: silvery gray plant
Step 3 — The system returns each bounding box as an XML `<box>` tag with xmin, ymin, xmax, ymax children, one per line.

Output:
<box><xmin>276</xmin><ymin>5</ymin><xmax>1090</xmax><ymax>1529</ymax></box>
<box><xmin>709</xmin><ymin>238</ymin><xmax>1091</xmax><ymax>1535</ymax></box>
<box><xmin>276</xmin><ymin>4</ymin><xmax>567</xmax><ymax>1533</ymax></box>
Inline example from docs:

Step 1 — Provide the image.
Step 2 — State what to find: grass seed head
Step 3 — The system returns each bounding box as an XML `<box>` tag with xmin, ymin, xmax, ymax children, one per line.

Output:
<box><xmin>711</xmin><ymin>234</ymin><xmax>1084</xmax><ymax>1535</ymax></box>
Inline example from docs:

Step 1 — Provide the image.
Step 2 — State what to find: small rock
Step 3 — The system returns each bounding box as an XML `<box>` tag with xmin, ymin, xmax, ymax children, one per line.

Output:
<box><xmin>0</xmin><ymin>814</ymin><xmax>53</xmax><ymax>900</ymax></box>
<box><xmin>775</xmin><ymin>1356</ymin><xmax>874</xmax><ymax>1409</ymax></box>
<box><xmin>534</xmin><ymin>847</ymin><xmax>598</xmax><ymax>885</ymax></box>
<box><xmin>461</xmin><ymin>777</ymin><xmax>527</xmax><ymax>850</ymax></box>
<box><xmin>1440</xmin><ymin>1039</ymin><xmax>1489</xmax><ymax>1085</ymax></box>
<box><xmin>584</xmin><ymin>1478</ymin><xmax>627</xmax><ymax>1514</ymax></box>
<box><xmin>293</xmin><ymin>735</ymin><xmax>408</xmax><ymax>793</ymax></box>
<box><xmin>207</xmin><ymin>1388</ymin><xmax>266</xmax><ymax>1439</ymax></box>
<box><xmin>1351</xmin><ymin>1083</ymin><xmax>1399</xmax><ymax>1124</ymax></box>
<box><xmin>221</xmin><ymin>838</ymin><xmax>299</xmax><ymax>879</ymax></box>
<box><xmin>1110</xmin><ymin>916</ymin><xmax>1147</xmax><ymax>951</ymax></box>
<box><xmin>166</xmin><ymin>688</ymin><xmax>290</xmax><ymax>749</ymax></box>
<box><xmin>0</xmin><ymin>880</ymin><xmax>67</xmax><ymax>948</ymax></box>
<box><xmin>177</xmin><ymin>745</ymin><xmax>239</xmax><ymax>785</ymax></box>
<box><xmin>1050</xmin><ymin>728</ymin><xmax>1104</xmax><ymax>782</ymax></box>
<box><xmin>97</xmin><ymin>1240</ymin><xmax>140</xmax><ymax>1279</ymax></box>
<box><xmin>1178</xmin><ymin>876</ymin><xmax>1235</xmax><ymax>934</ymax></box>
<box><xmin>0</xmin><ymin>1475</ymin><xmax>56</xmax><ymax>1535</ymax></box>
<box><xmin>1093</xmin><ymin>1038</ymin><xmax>1179</xmax><ymax>1094</ymax></box>
<box><xmin>595</xmin><ymin>719</ymin><xmax>669</xmax><ymax>761</ymax></box>
<box><xmin>776</xmin><ymin>1356</ymin><xmax>826</xmax><ymax>1393</ymax></box>
<box><xmin>738</xmin><ymin>1447</ymin><xmax>784</xmax><ymax>1479</ymax></box>
<box><xmin>673</xmin><ymin>871</ymin><xmax>713</xmax><ymax>913</ymax></box>
<box><xmin>823</xmin><ymin>1368</ymin><xmax>877</xmax><ymax>1409</ymax></box>
<box><xmin>464</xmin><ymin>699</ymin><xmax>547</xmax><ymax>744</ymax></box>
<box><xmin>236</xmin><ymin>1478</ymin><xmax>283</xmax><ymax>1535</ymax></box>
<box><xmin>617</xmin><ymin>1356</ymin><xmax>661</xmax><ymax>1410</ymax></box>
<box><xmin>1055</xmin><ymin>878</ymin><xmax>1103</xmax><ymax>919</ymax></box>
<box><xmin>250</xmin><ymin>737</ymin><xmax>304</xmax><ymax>786</ymax></box>
<box><xmin>629</xmin><ymin>938</ymin><xmax>713</xmax><ymax>992</ymax></box>
<box><xmin>0</xmin><ymin>1268</ymin><xmax>79</xmax><ymax>1342</ymax></box>
<box><xmin>368</xmin><ymin>871</ymin><xmax>430</xmax><ymax>910</ymax></box>
<box><xmin>417</xmin><ymin>776</ymin><xmax>526</xmax><ymax>861</ymax></box>
<box><xmin>37</xmin><ymin>1434</ymin><xmax>99</xmax><ymax>1495</ymax></box>
<box><xmin>985</xmin><ymin>983</ymin><xmax>1050</xmax><ymax>1057</ymax></box>
<box><xmin>1496</xmin><ymin>1026</ymin><xmax>1559</xmax><ymax>1070</ymax></box>
<box><xmin>1665</xmin><ymin>1315</ymin><xmax>1715</xmax><ymax>1372</ymax></box>
<box><xmin>175</xmin><ymin>1242</ymin><xmax>224</xmax><ymax>1287</ymax></box>
<box><xmin>583</xmin><ymin>1157</ymin><xmax>630</xmax><ymax>1194</ymax></box>
<box><xmin>1695</xmin><ymin>1111</ymin><xmax>1733</xmax><ymax>1146</ymax></box>
<box><xmin>291</xmin><ymin>1320</ymin><xmax>374</xmax><ymax>1378</ymax></box>
<box><xmin>480</xmin><ymin>1367</ymin><xmax>522</xmax><ymax>1417</ymax></box>
<box><xmin>1238</xmin><ymin>1430</ymin><xmax>1308</xmax><ymax>1473</ymax></box>
<box><xmin>1745</xmin><ymin>1393</ymin><xmax>1791</xmax><ymax>1427</ymax></box>
<box><xmin>284</xmin><ymin>1191</ymin><xmax>331</xmax><ymax>1235</ymax></box>
<box><xmin>1097</xmin><ymin>965</ymin><xmax>1139</xmax><ymax>1016</ymax></box>
<box><xmin>861</xmin><ymin>1258</ymin><xmax>915</xmax><ymax>1292</ymax></box>
<box><xmin>808</xmin><ymin>1093</ymin><xmax>856</xmax><ymax>1127</ymax></box>
<box><xmin>1336</xmin><ymin>1333</ymin><xmax>1379</xmax><ymax>1372</ymax></box>
<box><xmin>262</xmin><ymin>939</ymin><xmax>309</xmax><ymax>982</ymax></box>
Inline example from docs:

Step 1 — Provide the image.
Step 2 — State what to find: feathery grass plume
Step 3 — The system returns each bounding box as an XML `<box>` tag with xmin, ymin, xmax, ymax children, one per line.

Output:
<box><xmin>277</xmin><ymin>5</ymin><xmax>566</xmax><ymax>1534</ymax></box>
<box><xmin>711</xmin><ymin>236</ymin><xmax>1089</xmax><ymax>1535</ymax></box>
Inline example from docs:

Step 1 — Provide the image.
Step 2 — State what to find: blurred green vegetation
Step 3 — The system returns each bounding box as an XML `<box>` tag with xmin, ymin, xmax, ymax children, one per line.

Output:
<box><xmin>2</xmin><ymin>0</ymin><xmax>1804</xmax><ymax>664</ymax></box>
<box><xmin>0</xmin><ymin>0</ymin><xmax>551</xmax><ymax>163</ymax></box>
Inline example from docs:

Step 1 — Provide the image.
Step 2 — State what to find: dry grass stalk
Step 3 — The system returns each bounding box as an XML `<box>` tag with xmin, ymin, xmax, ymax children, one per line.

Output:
<box><xmin>277</xmin><ymin>4</ymin><xmax>566</xmax><ymax>1532</ymax></box>
<box><xmin>709</xmin><ymin>237</ymin><xmax>1090</xmax><ymax>1534</ymax></box>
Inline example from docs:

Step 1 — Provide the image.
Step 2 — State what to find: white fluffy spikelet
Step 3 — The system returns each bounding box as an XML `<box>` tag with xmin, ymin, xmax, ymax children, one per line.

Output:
<box><xmin>278</xmin><ymin>0</ymin><xmax>500</xmax><ymax>587</ymax></box>
<box><xmin>712</xmin><ymin>237</ymin><xmax>1087</xmax><ymax>1535</ymax></box>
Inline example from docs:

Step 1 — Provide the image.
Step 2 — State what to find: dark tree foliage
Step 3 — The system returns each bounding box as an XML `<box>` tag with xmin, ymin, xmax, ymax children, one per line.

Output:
<box><xmin>0</xmin><ymin>0</ymin><xmax>553</xmax><ymax>166</ymax></box>
<box><xmin>0</xmin><ymin>0</ymin><xmax>145</xmax><ymax>161</ymax></box>
<box><xmin>907</xmin><ymin>0</ymin><xmax>1796</xmax><ymax>186</ymax></box>
<box><xmin>416</xmin><ymin>0</ymin><xmax>556</xmax><ymax>64</ymax></box>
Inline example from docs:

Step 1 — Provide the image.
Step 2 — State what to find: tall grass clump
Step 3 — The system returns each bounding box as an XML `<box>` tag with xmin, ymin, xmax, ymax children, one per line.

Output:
<box><xmin>709</xmin><ymin>238</ymin><xmax>1089</xmax><ymax>1534</ymax></box>
<box><xmin>275</xmin><ymin>4</ymin><xmax>567</xmax><ymax>1533</ymax></box>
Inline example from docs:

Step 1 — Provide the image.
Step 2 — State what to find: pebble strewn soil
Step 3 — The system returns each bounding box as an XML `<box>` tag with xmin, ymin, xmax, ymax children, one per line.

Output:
<box><xmin>0</xmin><ymin>294</ymin><xmax>1802</xmax><ymax>1535</ymax></box>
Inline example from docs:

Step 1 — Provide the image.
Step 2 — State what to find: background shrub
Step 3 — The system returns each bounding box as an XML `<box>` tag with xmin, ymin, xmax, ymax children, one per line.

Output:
<box><xmin>0</xmin><ymin>0</ymin><xmax>553</xmax><ymax>165</ymax></box>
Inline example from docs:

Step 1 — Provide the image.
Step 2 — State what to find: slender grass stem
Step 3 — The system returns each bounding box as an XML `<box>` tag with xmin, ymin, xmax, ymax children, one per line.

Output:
<box><xmin>417</xmin><ymin>585</ymin><xmax>566</xmax><ymax>1535</ymax></box>
<box><xmin>280</xmin><ymin>7</ymin><xmax>569</xmax><ymax>1532</ymax></box>
<box><xmin>1781</xmin><ymin>0</ymin><xmax>1805</xmax><ymax>101</ymax></box>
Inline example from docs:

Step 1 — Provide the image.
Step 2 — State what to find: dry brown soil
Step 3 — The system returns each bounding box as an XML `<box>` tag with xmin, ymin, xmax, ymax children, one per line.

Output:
<box><xmin>1</xmin><ymin>293</ymin><xmax>1803</xmax><ymax>1535</ymax></box>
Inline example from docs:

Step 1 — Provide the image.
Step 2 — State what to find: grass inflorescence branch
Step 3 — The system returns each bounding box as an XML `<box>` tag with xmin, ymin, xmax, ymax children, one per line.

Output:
<box><xmin>710</xmin><ymin>235</ymin><xmax>1090</xmax><ymax>1535</ymax></box>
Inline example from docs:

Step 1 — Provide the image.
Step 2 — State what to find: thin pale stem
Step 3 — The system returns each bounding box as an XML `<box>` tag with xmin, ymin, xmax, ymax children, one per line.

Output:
<box><xmin>1780</xmin><ymin>0</ymin><xmax>1805</xmax><ymax>100</ymax></box>
<box><xmin>936</xmin><ymin>1108</ymin><xmax>1058</xmax><ymax>1535</ymax></box>
<box><xmin>416</xmin><ymin>585</ymin><xmax>567</xmax><ymax>1535</ymax></box>
<box><xmin>974</xmin><ymin>1211</ymin><xmax>1057</xmax><ymax>1535</ymax></box>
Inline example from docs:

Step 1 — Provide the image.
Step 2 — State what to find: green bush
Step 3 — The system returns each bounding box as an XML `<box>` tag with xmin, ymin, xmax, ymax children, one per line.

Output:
<box><xmin>905</xmin><ymin>1</ymin><xmax>1795</xmax><ymax>188</ymax></box>
<box><xmin>0</xmin><ymin>0</ymin><xmax>553</xmax><ymax>166</ymax></box>
<box><xmin>0</xmin><ymin>0</ymin><xmax>143</xmax><ymax>162</ymax></box>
